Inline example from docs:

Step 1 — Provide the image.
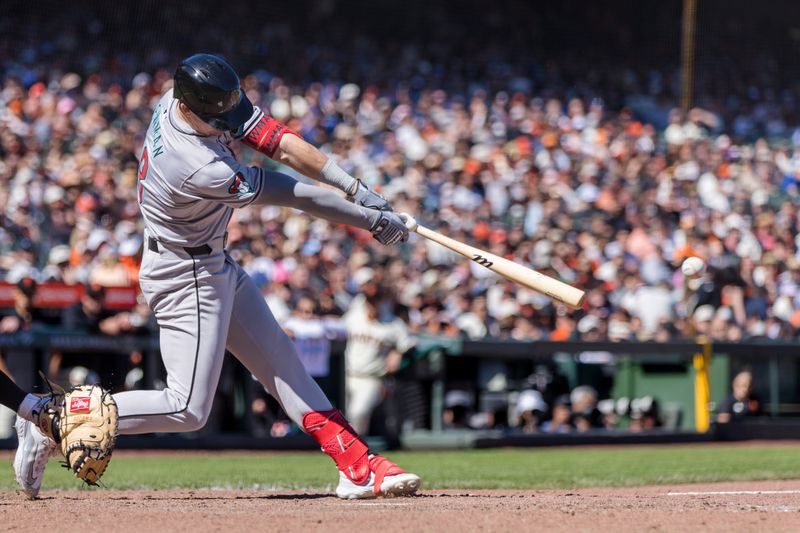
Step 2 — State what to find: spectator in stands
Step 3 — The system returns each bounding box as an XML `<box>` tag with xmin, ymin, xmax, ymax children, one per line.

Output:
<box><xmin>456</xmin><ymin>296</ymin><xmax>496</xmax><ymax>340</ymax></box>
<box><xmin>627</xmin><ymin>396</ymin><xmax>663</xmax><ymax>432</ymax></box>
<box><xmin>99</xmin><ymin>303</ymin><xmax>151</xmax><ymax>337</ymax></box>
<box><xmin>541</xmin><ymin>395</ymin><xmax>573</xmax><ymax>434</ymax></box>
<box><xmin>123</xmin><ymin>352</ymin><xmax>145</xmax><ymax>391</ymax></box>
<box><xmin>570</xmin><ymin>385</ymin><xmax>604</xmax><ymax>432</ymax></box>
<box><xmin>597</xmin><ymin>399</ymin><xmax>620</xmax><ymax>430</ymax></box>
<box><xmin>442</xmin><ymin>390</ymin><xmax>473</xmax><ymax>430</ymax></box>
<box><xmin>60</xmin><ymin>283</ymin><xmax>150</xmax><ymax>337</ymax></box>
<box><xmin>716</xmin><ymin>369</ymin><xmax>761</xmax><ymax>423</ymax></box>
<box><xmin>61</xmin><ymin>284</ymin><xmax>109</xmax><ymax>334</ymax></box>
<box><xmin>55</xmin><ymin>285</ymin><xmax>151</xmax><ymax>389</ymax></box>
<box><xmin>66</xmin><ymin>365</ymin><xmax>101</xmax><ymax>387</ymax></box>
<box><xmin>7</xmin><ymin>29</ymin><xmax>800</xmax><ymax>344</ymax></box>
<box><xmin>514</xmin><ymin>389</ymin><xmax>548</xmax><ymax>434</ymax></box>
<box><xmin>0</xmin><ymin>278</ymin><xmax>37</xmax><ymax>333</ymax></box>
<box><xmin>578</xmin><ymin>313</ymin><xmax>615</xmax><ymax>343</ymax></box>
<box><xmin>249</xmin><ymin>390</ymin><xmax>294</xmax><ymax>438</ymax></box>
<box><xmin>0</xmin><ymin>276</ymin><xmax>62</xmax><ymax>332</ymax></box>
<box><xmin>282</xmin><ymin>295</ymin><xmax>346</xmax><ymax>378</ymax></box>
<box><xmin>88</xmin><ymin>231</ymin><xmax>131</xmax><ymax>287</ymax></box>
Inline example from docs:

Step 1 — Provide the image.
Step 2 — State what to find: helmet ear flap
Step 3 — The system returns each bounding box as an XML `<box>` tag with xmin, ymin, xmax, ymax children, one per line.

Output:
<box><xmin>172</xmin><ymin>73</ymin><xmax>186</xmax><ymax>102</ymax></box>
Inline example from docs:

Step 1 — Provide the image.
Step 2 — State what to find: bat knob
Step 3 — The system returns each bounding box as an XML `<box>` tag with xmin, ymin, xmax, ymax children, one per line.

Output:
<box><xmin>399</xmin><ymin>213</ymin><xmax>418</xmax><ymax>232</ymax></box>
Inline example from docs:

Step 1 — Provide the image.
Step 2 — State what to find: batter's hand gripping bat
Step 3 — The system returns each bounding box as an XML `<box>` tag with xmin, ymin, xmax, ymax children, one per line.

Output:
<box><xmin>401</xmin><ymin>214</ymin><xmax>586</xmax><ymax>308</ymax></box>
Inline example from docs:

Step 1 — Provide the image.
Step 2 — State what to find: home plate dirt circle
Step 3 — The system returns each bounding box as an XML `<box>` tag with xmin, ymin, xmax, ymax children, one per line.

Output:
<box><xmin>3</xmin><ymin>480</ymin><xmax>800</xmax><ymax>532</ymax></box>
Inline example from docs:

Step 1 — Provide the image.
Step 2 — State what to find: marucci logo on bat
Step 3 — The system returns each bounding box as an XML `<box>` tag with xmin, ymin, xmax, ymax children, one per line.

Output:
<box><xmin>472</xmin><ymin>254</ymin><xmax>494</xmax><ymax>267</ymax></box>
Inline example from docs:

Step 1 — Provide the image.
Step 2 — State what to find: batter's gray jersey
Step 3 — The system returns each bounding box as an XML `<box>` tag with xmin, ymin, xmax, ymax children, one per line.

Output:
<box><xmin>137</xmin><ymin>89</ymin><xmax>264</xmax><ymax>247</ymax></box>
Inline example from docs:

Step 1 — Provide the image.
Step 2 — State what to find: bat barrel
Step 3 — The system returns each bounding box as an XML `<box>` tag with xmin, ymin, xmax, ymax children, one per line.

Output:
<box><xmin>408</xmin><ymin>218</ymin><xmax>586</xmax><ymax>308</ymax></box>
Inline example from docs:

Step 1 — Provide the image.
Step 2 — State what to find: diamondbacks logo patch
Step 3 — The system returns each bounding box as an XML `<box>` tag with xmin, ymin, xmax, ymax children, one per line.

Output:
<box><xmin>228</xmin><ymin>172</ymin><xmax>251</xmax><ymax>195</ymax></box>
<box><xmin>70</xmin><ymin>396</ymin><xmax>91</xmax><ymax>413</ymax></box>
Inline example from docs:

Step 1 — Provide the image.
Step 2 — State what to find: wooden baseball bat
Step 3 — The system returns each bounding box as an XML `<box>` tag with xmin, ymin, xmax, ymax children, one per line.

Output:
<box><xmin>402</xmin><ymin>214</ymin><xmax>586</xmax><ymax>308</ymax></box>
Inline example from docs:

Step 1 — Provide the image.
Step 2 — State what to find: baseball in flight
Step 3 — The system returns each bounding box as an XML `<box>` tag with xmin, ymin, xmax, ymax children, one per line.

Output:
<box><xmin>681</xmin><ymin>256</ymin><xmax>706</xmax><ymax>277</ymax></box>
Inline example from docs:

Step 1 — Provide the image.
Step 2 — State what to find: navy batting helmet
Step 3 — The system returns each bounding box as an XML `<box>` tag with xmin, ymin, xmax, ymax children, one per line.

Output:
<box><xmin>173</xmin><ymin>53</ymin><xmax>253</xmax><ymax>131</ymax></box>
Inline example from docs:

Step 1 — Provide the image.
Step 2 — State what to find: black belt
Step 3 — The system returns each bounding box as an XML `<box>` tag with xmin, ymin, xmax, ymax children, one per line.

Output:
<box><xmin>148</xmin><ymin>237</ymin><xmax>212</xmax><ymax>257</ymax></box>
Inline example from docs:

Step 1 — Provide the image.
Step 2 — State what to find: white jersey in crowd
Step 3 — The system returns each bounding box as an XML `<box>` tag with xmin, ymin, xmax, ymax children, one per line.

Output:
<box><xmin>343</xmin><ymin>296</ymin><xmax>416</xmax><ymax>378</ymax></box>
<box><xmin>137</xmin><ymin>89</ymin><xmax>264</xmax><ymax>247</ymax></box>
<box><xmin>282</xmin><ymin>316</ymin><xmax>346</xmax><ymax>377</ymax></box>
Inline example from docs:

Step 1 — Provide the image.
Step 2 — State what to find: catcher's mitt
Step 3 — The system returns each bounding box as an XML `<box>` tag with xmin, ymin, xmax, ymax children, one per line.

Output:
<box><xmin>59</xmin><ymin>385</ymin><xmax>119</xmax><ymax>485</ymax></box>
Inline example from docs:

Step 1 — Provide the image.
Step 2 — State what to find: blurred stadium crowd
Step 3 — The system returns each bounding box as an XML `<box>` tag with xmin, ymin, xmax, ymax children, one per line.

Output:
<box><xmin>3</xmin><ymin>1</ymin><xmax>800</xmax><ymax>345</ymax></box>
<box><xmin>0</xmin><ymin>0</ymin><xmax>797</xmax><ymax>434</ymax></box>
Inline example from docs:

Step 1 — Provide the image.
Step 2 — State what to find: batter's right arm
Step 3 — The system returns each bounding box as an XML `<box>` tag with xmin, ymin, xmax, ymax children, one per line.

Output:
<box><xmin>278</xmin><ymin>136</ymin><xmax>391</xmax><ymax>212</ymax></box>
<box><xmin>236</xmin><ymin>108</ymin><xmax>390</xmax><ymax>210</ymax></box>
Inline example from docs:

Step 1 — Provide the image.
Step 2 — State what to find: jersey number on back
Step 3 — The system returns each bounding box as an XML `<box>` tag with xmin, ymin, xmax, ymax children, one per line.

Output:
<box><xmin>138</xmin><ymin>146</ymin><xmax>149</xmax><ymax>203</ymax></box>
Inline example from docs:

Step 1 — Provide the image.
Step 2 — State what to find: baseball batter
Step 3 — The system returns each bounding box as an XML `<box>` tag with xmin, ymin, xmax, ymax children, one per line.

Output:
<box><xmin>15</xmin><ymin>54</ymin><xmax>420</xmax><ymax>500</ymax></box>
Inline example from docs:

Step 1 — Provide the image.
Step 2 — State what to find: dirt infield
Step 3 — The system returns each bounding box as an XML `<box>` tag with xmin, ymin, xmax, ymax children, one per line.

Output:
<box><xmin>3</xmin><ymin>480</ymin><xmax>800</xmax><ymax>532</ymax></box>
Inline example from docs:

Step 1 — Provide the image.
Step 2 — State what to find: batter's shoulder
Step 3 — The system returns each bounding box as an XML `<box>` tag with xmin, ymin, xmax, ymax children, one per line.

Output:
<box><xmin>153</xmin><ymin>96</ymin><xmax>231</xmax><ymax>180</ymax></box>
<box><xmin>162</xmin><ymin>132</ymin><xmax>231</xmax><ymax>185</ymax></box>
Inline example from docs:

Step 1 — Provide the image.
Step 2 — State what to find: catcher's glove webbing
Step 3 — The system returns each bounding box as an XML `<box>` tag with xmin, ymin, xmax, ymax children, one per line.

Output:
<box><xmin>59</xmin><ymin>385</ymin><xmax>119</xmax><ymax>485</ymax></box>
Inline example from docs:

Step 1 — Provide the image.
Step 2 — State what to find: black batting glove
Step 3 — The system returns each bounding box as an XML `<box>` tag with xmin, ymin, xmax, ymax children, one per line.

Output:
<box><xmin>370</xmin><ymin>210</ymin><xmax>409</xmax><ymax>245</ymax></box>
<box><xmin>349</xmin><ymin>180</ymin><xmax>392</xmax><ymax>211</ymax></box>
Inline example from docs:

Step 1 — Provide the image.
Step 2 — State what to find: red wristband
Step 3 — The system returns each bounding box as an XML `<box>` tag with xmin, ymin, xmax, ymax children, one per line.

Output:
<box><xmin>242</xmin><ymin>114</ymin><xmax>300</xmax><ymax>158</ymax></box>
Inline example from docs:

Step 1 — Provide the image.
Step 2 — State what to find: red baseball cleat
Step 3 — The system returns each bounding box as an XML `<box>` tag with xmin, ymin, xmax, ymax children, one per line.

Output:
<box><xmin>303</xmin><ymin>409</ymin><xmax>422</xmax><ymax>499</ymax></box>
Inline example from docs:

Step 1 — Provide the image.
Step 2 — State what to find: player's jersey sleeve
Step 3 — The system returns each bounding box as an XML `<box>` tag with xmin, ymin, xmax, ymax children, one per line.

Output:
<box><xmin>392</xmin><ymin>320</ymin><xmax>416</xmax><ymax>354</ymax></box>
<box><xmin>184</xmin><ymin>157</ymin><xmax>264</xmax><ymax>208</ymax></box>
<box><xmin>343</xmin><ymin>295</ymin><xmax>367</xmax><ymax>323</ymax></box>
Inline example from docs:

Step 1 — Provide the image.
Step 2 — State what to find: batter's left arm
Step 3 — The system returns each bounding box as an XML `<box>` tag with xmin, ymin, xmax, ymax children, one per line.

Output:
<box><xmin>253</xmin><ymin>170</ymin><xmax>408</xmax><ymax>245</ymax></box>
<box><xmin>236</xmin><ymin>108</ymin><xmax>390</xmax><ymax>210</ymax></box>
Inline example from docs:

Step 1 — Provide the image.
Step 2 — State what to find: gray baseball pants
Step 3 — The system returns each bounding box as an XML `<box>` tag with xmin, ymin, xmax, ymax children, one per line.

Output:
<box><xmin>113</xmin><ymin>232</ymin><xmax>332</xmax><ymax>434</ymax></box>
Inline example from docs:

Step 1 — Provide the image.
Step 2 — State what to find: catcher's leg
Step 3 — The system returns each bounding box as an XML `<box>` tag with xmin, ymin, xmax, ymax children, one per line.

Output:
<box><xmin>114</xmin><ymin>254</ymin><xmax>236</xmax><ymax>434</ymax></box>
<box><xmin>10</xmin><ymin>366</ymin><xmax>62</xmax><ymax>499</ymax></box>
<box><xmin>225</xmin><ymin>269</ymin><xmax>420</xmax><ymax>499</ymax></box>
<box><xmin>0</xmin><ymin>369</ymin><xmax>26</xmax><ymax>412</ymax></box>
<box><xmin>13</xmin><ymin>416</ymin><xmax>57</xmax><ymax>499</ymax></box>
<box><xmin>1</xmin><ymin>369</ymin><xmax>61</xmax><ymax>441</ymax></box>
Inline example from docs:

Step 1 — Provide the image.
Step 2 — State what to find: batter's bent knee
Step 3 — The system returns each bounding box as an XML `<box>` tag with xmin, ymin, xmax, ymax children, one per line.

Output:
<box><xmin>179</xmin><ymin>406</ymin><xmax>211</xmax><ymax>431</ymax></box>
<box><xmin>162</xmin><ymin>388</ymin><xmax>212</xmax><ymax>431</ymax></box>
